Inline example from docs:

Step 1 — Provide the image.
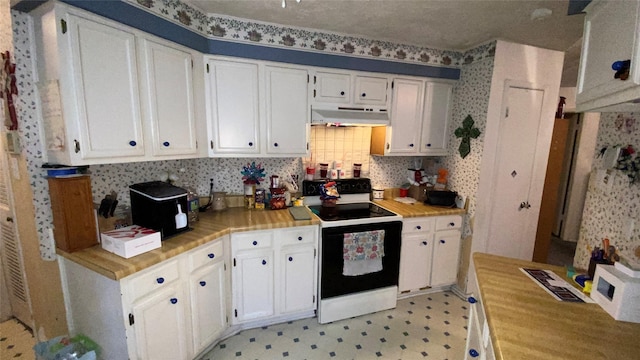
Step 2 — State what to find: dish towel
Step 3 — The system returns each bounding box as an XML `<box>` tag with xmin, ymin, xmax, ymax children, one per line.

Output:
<box><xmin>343</xmin><ymin>230</ymin><xmax>385</xmax><ymax>276</ymax></box>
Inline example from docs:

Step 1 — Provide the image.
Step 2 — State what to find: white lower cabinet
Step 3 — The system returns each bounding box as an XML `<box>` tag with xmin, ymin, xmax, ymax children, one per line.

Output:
<box><xmin>399</xmin><ymin>215</ymin><xmax>462</xmax><ymax>293</ymax></box>
<box><xmin>189</xmin><ymin>256</ymin><xmax>227</xmax><ymax>354</ymax></box>
<box><xmin>231</xmin><ymin>226</ymin><xmax>318</xmax><ymax>325</ymax></box>
<box><xmin>464</xmin><ymin>295</ymin><xmax>495</xmax><ymax>360</ymax></box>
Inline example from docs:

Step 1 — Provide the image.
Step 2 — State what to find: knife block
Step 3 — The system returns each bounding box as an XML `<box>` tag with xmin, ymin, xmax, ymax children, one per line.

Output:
<box><xmin>48</xmin><ymin>175</ymin><xmax>98</xmax><ymax>252</ymax></box>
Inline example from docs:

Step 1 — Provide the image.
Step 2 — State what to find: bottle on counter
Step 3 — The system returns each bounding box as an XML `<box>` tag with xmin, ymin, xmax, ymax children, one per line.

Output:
<box><xmin>185</xmin><ymin>185</ymin><xmax>199</xmax><ymax>223</ymax></box>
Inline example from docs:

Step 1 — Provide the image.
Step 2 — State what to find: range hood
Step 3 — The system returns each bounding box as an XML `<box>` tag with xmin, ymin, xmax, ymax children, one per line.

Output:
<box><xmin>311</xmin><ymin>108</ymin><xmax>389</xmax><ymax>126</ymax></box>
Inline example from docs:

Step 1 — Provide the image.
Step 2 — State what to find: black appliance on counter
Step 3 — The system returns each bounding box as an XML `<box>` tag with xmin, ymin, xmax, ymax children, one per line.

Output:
<box><xmin>130</xmin><ymin>181</ymin><xmax>189</xmax><ymax>239</ymax></box>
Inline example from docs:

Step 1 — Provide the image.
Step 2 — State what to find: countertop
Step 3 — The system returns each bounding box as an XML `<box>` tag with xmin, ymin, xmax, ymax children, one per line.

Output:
<box><xmin>373</xmin><ymin>198</ymin><xmax>466</xmax><ymax>217</ymax></box>
<box><xmin>473</xmin><ymin>253</ymin><xmax>640</xmax><ymax>360</ymax></box>
<box><xmin>58</xmin><ymin>201</ymin><xmax>464</xmax><ymax>281</ymax></box>
<box><xmin>57</xmin><ymin>207</ymin><xmax>320</xmax><ymax>281</ymax></box>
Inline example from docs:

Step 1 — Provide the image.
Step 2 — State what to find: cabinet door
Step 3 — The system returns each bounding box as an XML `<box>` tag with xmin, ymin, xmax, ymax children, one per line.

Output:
<box><xmin>421</xmin><ymin>82</ymin><xmax>453</xmax><ymax>155</ymax></box>
<box><xmin>206</xmin><ymin>59</ymin><xmax>260</xmax><ymax>155</ymax></box>
<box><xmin>314</xmin><ymin>71</ymin><xmax>351</xmax><ymax>103</ymax></box>
<box><xmin>430</xmin><ymin>229</ymin><xmax>462</xmax><ymax>286</ymax></box>
<box><xmin>189</xmin><ymin>261</ymin><xmax>226</xmax><ymax>354</ymax></box>
<box><xmin>140</xmin><ymin>38</ymin><xmax>197</xmax><ymax>156</ymax></box>
<box><xmin>577</xmin><ymin>0</ymin><xmax>640</xmax><ymax>103</ymax></box>
<box><xmin>280</xmin><ymin>245</ymin><xmax>316</xmax><ymax>314</ymax></box>
<box><xmin>399</xmin><ymin>233</ymin><xmax>434</xmax><ymax>292</ymax></box>
<box><xmin>265</xmin><ymin>66</ymin><xmax>309</xmax><ymax>155</ymax></box>
<box><xmin>388</xmin><ymin>78</ymin><xmax>424</xmax><ymax>154</ymax></box>
<box><xmin>233</xmin><ymin>250</ymin><xmax>274</xmax><ymax>323</ymax></box>
<box><xmin>354</xmin><ymin>75</ymin><xmax>389</xmax><ymax>106</ymax></box>
<box><xmin>67</xmin><ymin>14</ymin><xmax>144</xmax><ymax>159</ymax></box>
<box><xmin>131</xmin><ymin>283</ymin><xmax>190</xmax><ymax>360</ymax></box>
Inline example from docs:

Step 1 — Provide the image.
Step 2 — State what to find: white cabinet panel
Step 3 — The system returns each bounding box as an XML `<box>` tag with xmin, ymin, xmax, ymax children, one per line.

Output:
<box><xmin>233</xmin><ymin>249</ymin><xmax>275</xmax><ymax>322</ymax></box>
<box><xmin>314</xmin><ymin>71</ymin><xmax>351</xmax><ymax>103</ymax></box>
<box><xmin>399</xmin><ymin>233</ymin><xmax>434</xmax><ymax>292</ymax></box>
<box><xmin>421</xmin><ymin>82</ymin><xmax>453</xmax><ymax>155</ymax></box>
<box><xmin>431</xmin><ymin>229</ymin><xmax>462</xmax><ymax>286</ymax></box>
<box><xmin>139</xmin><ymin>38</ymin><xmax>197</xmax><ymax>156</ymax></box>
<box><xmin>190</xmin><ymin>261</ymin><xmax>226</xmax><ymax>354</ymax></box>
<box><xmin>265</xmin><ymin>66</ymin><xmax>309</xmax><ymax>155</ymax></box>
<box><xmin>388</xmin><ymin>78</ymin><xmax>424</xmax><ymax>154</ymax></box>
<box><xmin>280</xmin><ymin>245</ymin><xmax>316</xmax><ymax>314</ymax></box>
<box><xmin>67</xmin><ymin>13</ymin><xmax>145</xmax><ymax>159</ymax></box>
<box><xmin>131</xmin><ymin>283</ymin><xmax>190</xmax><ymax>360</ymax></box>
<box><xmin>354</xmin><ymin>75</ymin><xmax>389</xmax><ymax>105</ymax></box>
<box><xmin>206</xmin><ymin>59</ymin><xmax>260</xmax><ymax>155</ymax></box>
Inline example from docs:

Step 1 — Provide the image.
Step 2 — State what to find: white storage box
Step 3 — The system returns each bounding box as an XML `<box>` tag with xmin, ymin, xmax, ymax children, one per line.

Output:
<box><xmin>101</xmin><ymin>225</ymin><xmax>161</xmax><ymax>258</ymax></box>
<box><xmin>592</xmin><ymin>264</ymin><xmax>640</xmax><ymax>323</ymax></box>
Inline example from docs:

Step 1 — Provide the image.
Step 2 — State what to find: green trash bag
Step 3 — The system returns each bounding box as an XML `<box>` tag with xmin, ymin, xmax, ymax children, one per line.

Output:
<box><xmin>34</xmin><ymin>334</ymin><xmax>99</xmax><ymax>360</ymax></box>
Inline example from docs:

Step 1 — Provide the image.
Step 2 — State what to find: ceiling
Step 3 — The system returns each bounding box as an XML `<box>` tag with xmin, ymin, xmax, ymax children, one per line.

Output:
<box><xmin>184</xmin><ymin>0</ymin><xmax>586</xmax><ymax>87</ymax></box>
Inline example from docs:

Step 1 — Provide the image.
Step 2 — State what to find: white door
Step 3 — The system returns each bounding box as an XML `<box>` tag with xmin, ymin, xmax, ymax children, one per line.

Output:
<box><xmin>139</xmin><ymin>38</ymin><xmax>197</xmax><ymax>156</ymax></box>
<box><xmin>67</xmin><ymin>14</ymin><xmax>144</xmax><ymax>159</ymax></box>
<box><xmin>313</xmin><ymin>71</ymin><xmax>350</xmax><ymax>104</ymax></box>
<box><xmin>280</xmin><ymin>245</ymin><xmax>316</xmax><ymax>314</ymax></box>
<box><xmin>430</xmin><ymin>230</ymin><xmax>462</xmax><ymax>286</ymax></box>
<box><xmin>189</xmin><ymin>262</ymin><xmax>226</xmax><ymax>354</ymax></box>
<box><xmin>421</xmin><ymin>82</ymin><xmax>453</xmax><ymax>155</ymax></box>
<box><xmin>388</xmin><ymin>78</ymin><xmax>424</xmax><ymax>154</ymax></box>
<box><xmin>206</xmin><ymin>59</ymin><xmax>260</xmax><ymax>155</ymax></box>
<box><xmin>233</xmin><ymin>250</ymin><xmax>274</xmax><ymax>323</ymax></box>
<box><xmin>398</xmin><ymin>234</ymin><xmax>434</xmax><ymax>292</ymax></box>
<box><xmin>0</xmin><ymin>152</ymin><xmax>32</xmax><ymax>326</ymax></box>
<box><xmin>264</xmin><ymin>66</ymin><xmax>309</xmax><ymax>155</ymax></box>
<box><xmin>131</xmin><ymin>283</ymin><xmax>190</xmax><ymax>360</ymax></box>
<box><xmin>354</xmin><ymin>75</ymin><xmax>389</xmax><ymax>106</ymax></box>
<box><xmin>486</xmin><ymin>86</ymin><xmax>546</xmax><ymax>260</ymax></box>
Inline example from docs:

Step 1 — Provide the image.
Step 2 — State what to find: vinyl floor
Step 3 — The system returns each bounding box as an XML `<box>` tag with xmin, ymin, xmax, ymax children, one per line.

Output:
<box><xmin>201</xmin><ymin>291</ymin><xmax>468</xmax><ymax>360</ymax></box>
<box><xmin>0</xmin><ymin>318</ymin><xmax>35</xmax><ymax>359</ymax></box>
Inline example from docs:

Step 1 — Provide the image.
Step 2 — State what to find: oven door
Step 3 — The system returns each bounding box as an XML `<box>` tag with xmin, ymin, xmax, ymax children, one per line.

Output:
<box><xmin>320</xmin><ymin>221</ymin><xmax>402</xmax><ymax>299</ymax></box>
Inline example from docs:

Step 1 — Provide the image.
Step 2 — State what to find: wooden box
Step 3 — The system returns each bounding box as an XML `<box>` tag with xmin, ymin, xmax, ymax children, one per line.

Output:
<box><xmin>48</xmin><ymin>175</ymin><xmax>98</xmax><ymax>252</ymax></box>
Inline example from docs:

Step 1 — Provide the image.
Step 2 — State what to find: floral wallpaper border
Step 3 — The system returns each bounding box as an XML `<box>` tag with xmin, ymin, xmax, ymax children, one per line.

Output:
<box><xmin>125</xmin><ymin>0</ymin><xmax>495</xmax><ymax>68</ymax></box>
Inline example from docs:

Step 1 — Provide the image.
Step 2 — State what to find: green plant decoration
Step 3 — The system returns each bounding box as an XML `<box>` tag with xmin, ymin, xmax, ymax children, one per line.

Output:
<box><xmin>454</xmin><ymin>115</ymin><xmax>481</xmax><ymax>158</ymax></box>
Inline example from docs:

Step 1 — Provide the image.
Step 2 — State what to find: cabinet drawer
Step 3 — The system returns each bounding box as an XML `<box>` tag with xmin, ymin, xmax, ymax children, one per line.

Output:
<box><xmin>435</xmin><ymin>215</ymin><xmax>462</xmax><ymax>231</ymax></box>
<box><xmin>232</xmin><ymin>231</ymin><xmax>273</xmax><ymax>251</ymax></box>
<box><xmin>402</xmin><ymin>217</ymin><xmax>434</xmax><ymax>234</ymax></box>
<box><xmin>276</xmin><ymin>226</ymin><xmax>316</xmax><ymax>246</ymax></box>
<box><xmin>189</xmin><ymin>240</ymin><xmax>224</xmax><ymax>272</ymax></box>
<box><xmin>128</xmin><ymin>259</ymin><xmax>180</xmax><ymax>301</ymax></box>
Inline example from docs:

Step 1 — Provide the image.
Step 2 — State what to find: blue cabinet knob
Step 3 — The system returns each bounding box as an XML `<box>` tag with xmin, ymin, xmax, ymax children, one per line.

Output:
<box><xmin>440</xmin><ymin>239</ymin><xmax>446</xmax><ymax>244</ymax></box>
<box><xmin>208</xmin><ymin>253</ymin><xmax>215</xmax><ymax>259</ymax></box>
<box><xmin>469</xmin><ymin>349</ymin><xmax>479</xmax><ymax>357</ymax></box>
<box><xmin>170</xmin><ymin>298</ymin><xmax>178</xmax><ymax>304</ymax></box>
<box><xmin>340</xmin><ymin>91</ymin><xmax>345</xmax><ymax>95</ymax></box>
<box><xmin>426</xmin><ymin>143</ymin><xmax>431</xmax><ymax>147</ymax></box>
<box><xmin>156</xmin><ymin>277</ymin><xmax>165</xmax><ymax>284</ymax></box>
<box><xmin>129</xmin><ymin>140</ymin><xmax>137</xmax><ymax>147</ymax></box>
<box><xmin>288</xmin><ymin>256</ymin><xmax>293</xmax><ymax>261</ymax></box>
<box><xmin>468</xmin><ymin>297</ymin><xmax>477</xmax><ymax>304</ymax></box>
<box><xmin>199</xmin><ymin>281</ymin><xmax>206</xmax><ymax>287</ymax></box>
<box><xmin>248</xmin><ymin>141</ymin><xmax>253</xmax><ymax>146</ymax></box>
<box><xmin>416</xmin><ymin>225</ymin><xmax>421</xmax><ymax>230</ymax></box>
<box><xmin>421</xmin><ymin>241</ymin><xmax>427</xmax><ymax>245</ymax></box>
<box><xmin>274</xmin><ymin>143</ymin><xmax>279</xmax><ymax>147</ymax></box>
<box><xmin>262</xmin><ymin>259</ymin><xmax>267</xmax><ymax>265</ymax></box>
<box><xmin>361</xmin><ymin>93</ymin><xmax>366</xmax><ymax>97</ymax></box>
<box><xmin>298</xmin><ymin>236</ymin><xmax>303</xmax><ymax>241</ymax></box>
<box><xmin>252</xmin><ymin>241</ymin><xmax>258</xmax><ymax>246</ymax></box>
<box><xmin>449</xmin><ymin>222</ymin><xmax>455</xmax><ymax>226</ymax></box>
<box><xmin>162</xmin><ymin>141</ymin><xmax>170</xmax><ymax>147</ymax></box>
<box><xmin>409</xmin><ymin>143</ymin><xmax>414</xmax><ymax>147</ymax></box>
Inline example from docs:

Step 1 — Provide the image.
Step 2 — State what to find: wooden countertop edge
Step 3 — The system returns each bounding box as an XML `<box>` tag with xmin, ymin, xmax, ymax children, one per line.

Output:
<box><xmin>373</xmin><ymin>199</ymin><xmax>467</xmax><ymax>217</ymax></box>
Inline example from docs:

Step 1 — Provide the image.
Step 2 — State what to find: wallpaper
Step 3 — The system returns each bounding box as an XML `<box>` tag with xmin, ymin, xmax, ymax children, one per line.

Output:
<box><xmin>574</xmin><ymin>112</ymin><xmax>640</xmax><ymax>270</ymax></box>
<box><xmin>124</xmin><ymin>0</ymin><xmax>496</xmax><ymax>68</ymax></box>
<box><xmin>444</xmin><ymin>55</ymin><xmax>495</xmax><ymax>237</ymax></box>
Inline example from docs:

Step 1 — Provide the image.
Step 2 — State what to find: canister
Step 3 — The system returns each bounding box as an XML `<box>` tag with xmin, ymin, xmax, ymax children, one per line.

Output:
<box><xmin>372</xmin><ymin>188</ymin><xmax>384</xmax><ymax>200</ymax></box>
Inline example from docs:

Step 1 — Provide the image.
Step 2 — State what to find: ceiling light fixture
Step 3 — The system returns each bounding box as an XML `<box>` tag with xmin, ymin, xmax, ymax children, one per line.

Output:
<box><xmin>282</xmin><ymin>0</ymin><xmax>301</xmax><ymax>9</ymax></box>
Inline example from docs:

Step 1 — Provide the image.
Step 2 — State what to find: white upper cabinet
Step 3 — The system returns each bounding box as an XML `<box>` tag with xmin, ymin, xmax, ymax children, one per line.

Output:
<box><xmin>312</xmin><ymin>70</ymin><xmax>390</xmax><ymax>109</ymax></box>
<box><xmin>264</xmin><ymin>65</ymin><xmax>310</xmax><ymax>156</ymax></box>
<box><xmin>139</xmin><ymin>38</ymin><xmax>198</xmax><ymax>157</ymax></box>
<box><xmin>576</xmin><ymin>0</ymin><xmax>640</xmax><ymax>112</ymax></box>
<box><xmin>420</xmin><ymin>81</ymin><xmax>453</xmax><ymax>155</ymax></box>
<box><xmin>64</xmin><ymin>13</ymin><xmax>145</xmax><ymax>162</ymax></box>
<box><xmin>32</xmin><ymin>3</ymin><xmax>206</xmax><ymax>165</ymax></box>
<box><xmin>205</xmin><ymin>58</ymin><xmax>260</xmax><ymax>155</ymax></box>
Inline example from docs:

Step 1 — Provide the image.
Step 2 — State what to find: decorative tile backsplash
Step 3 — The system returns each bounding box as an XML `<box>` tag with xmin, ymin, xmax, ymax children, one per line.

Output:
<box><xmin>574</xmin><ymin>112</ymin><xmax>640</xmax><ymax>270</ymax></box>
<box><xmin>124</xmin><ymin>0</ymin><xmax>495</xmax><ymax>68</ymax></box>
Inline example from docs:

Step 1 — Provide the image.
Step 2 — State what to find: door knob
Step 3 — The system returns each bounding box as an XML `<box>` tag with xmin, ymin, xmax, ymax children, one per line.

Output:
<box><xmin>518</xmin><ymin>201</ymin><xmax>531</xmax><ymax>210</ymax></box>
<box><xmin>6</xmin><ymin>217</ymin><xmax>13</xmax><ymax>223</ymax></box>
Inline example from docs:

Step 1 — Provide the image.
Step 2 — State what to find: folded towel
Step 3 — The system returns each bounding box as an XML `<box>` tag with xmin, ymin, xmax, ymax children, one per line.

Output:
<box><xmin>343</xmin><ymin>230</ymin><xmax>385</xmax><ymax>276</ymax></box>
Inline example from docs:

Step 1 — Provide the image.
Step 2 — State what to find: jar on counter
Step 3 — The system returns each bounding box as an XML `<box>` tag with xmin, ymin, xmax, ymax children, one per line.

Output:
<box><xmin>212</xmin><ymin>192</ymin><xmax>227</xmax><ymax>211</ymax></box>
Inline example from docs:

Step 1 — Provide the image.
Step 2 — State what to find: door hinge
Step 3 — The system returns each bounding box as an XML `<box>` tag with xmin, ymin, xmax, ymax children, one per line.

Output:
<box><xmin>60</xmin><ymin>19</ymin><xmax>67</xmax><ymax>34</ymax></box>
<box><xmin>386</xmin><ymin>143</ymin><xmax>390</xmax><ymax>150</ymax></box>
<box><xmin>307</xmin><ymin>74</ymin><xmax>309</xmax><ymax>83</ymax></box>
<box><xmin>233</xmin><ymin>258</ymin><xmax>236</xmax><ymax>267</ymax></box>
<box><xmin>391</xmin><ymin>81</ymin><xmax>394</xmax><ymax>89</ymax></box>
<box><xmin>307</xmin><ymin>142</ymin><xmax>309</xmax><ymax>151</ymax></box>
<box><xmin>210</xmin><ymin>140</ymin><xmax>214</xmax><ymax>149</ymax></box>
<box><xmin>224</xmin><ymin>263</ymin><xmax>227</xmax><ymax>271</ymax></box>
<box><xmin>226</xmin><ymin>315</ymin><xmax>229</xmax><ymax>323</ymax></box>
<box><xmin>195</xmin><ymin>140</ymin><xmax>198</xmax><ymax>149</ymax></box>
<box><xmin>313</xmin><ymin>295</ymin><xmax>316</xmax><ymax>303</ymax></box>
<box><xmin>128</xmin><ymin>313</ymin><xmax>134</xmax><ymax>326</ymax></box>
<box><xmin>313</xmin><ymin>75</ymin><xmax>316</xmax><ymax>84</ymax></box>
<box><xmin>313</xmin><ymin>248</ymin><xmax>316</xmax><ymax>258</ymax></box>
<box><xmin>74</xmin><ymin>140</ymin><xmax>80</xmax><ymax>153</ymax></box>
<box><xmin>234</xmin><ymin>309</ymin><xmax>238</xmax><ymax>317</ymax></box>
<box><xmin>313</xmin><ymin>89</ymin><xmax>316</xmax><ymax>98</ymax></box>
<box><xmin>206</xmin><ymin>63</ymin><xmax>209</xmax><ymax>73</ymax></box>
<box><xmin>505</xmin><ymin>107</ymin><xmax>509</xmax><ymax>118</ymax></box>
